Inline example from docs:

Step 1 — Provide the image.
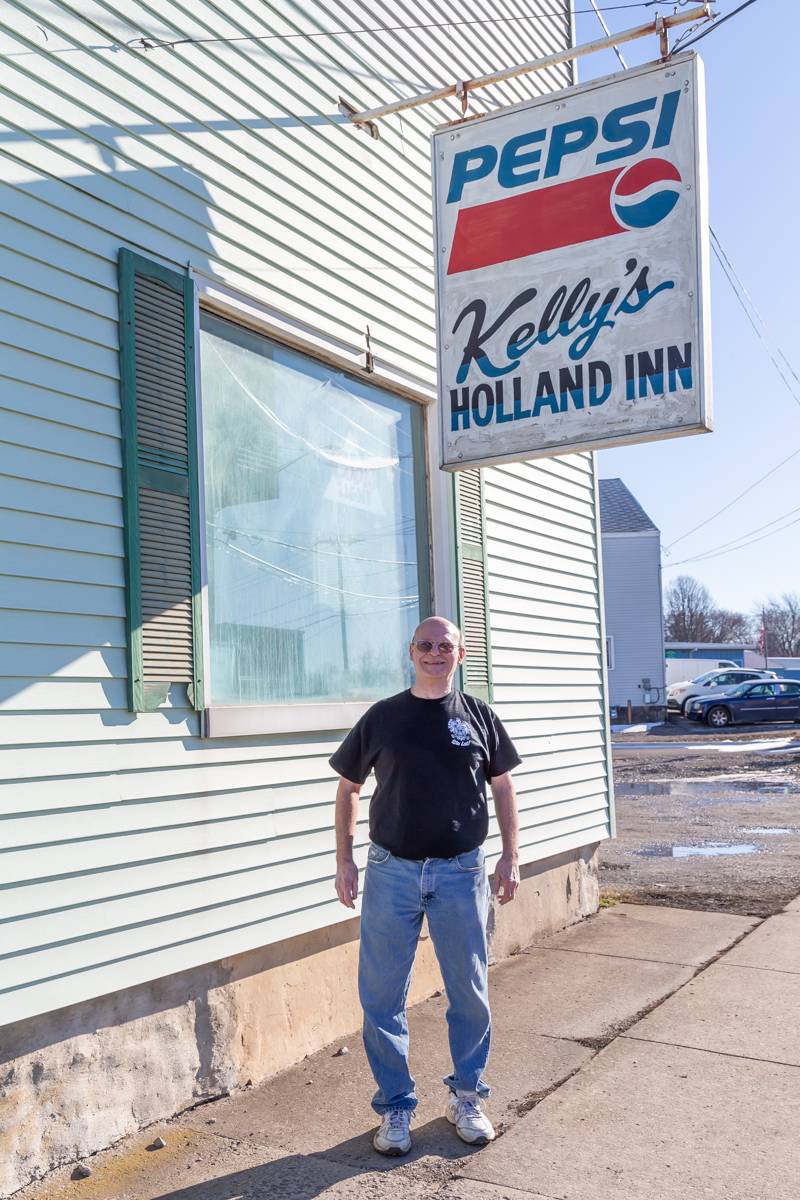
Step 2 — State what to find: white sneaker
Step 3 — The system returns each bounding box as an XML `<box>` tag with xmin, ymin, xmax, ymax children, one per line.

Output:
<box><xmin>373</xmin><ymin>1107</ymin><xmax>412</xmax><ymax>1155</ymax></box>
<box><xmin>445</xmin><ymin>1091</ymin><xmax>495</xmax><ymax>1145</ymax></box>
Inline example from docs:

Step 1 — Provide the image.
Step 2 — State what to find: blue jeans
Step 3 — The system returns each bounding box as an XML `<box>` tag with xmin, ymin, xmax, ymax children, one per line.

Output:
<box><xmin>358</xmin><ymin>842</ymin><xmax>491</xmax><ymax>1114</ymax></box>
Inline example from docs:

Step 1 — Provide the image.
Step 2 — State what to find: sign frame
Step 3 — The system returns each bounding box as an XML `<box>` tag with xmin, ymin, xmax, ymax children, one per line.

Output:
<box><xmin>432</xmin><ymin>53</ymin><xmax>712</xmax><ymax>472</ymax></box>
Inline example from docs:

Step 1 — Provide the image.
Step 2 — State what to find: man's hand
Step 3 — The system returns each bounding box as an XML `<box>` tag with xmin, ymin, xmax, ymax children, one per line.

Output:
<box><xmin>336</xmin><ymin>859</ymin><xmax>359</xmax><ymax>908</ymax></box>
<box><xmin>492</xmin><ymin>855</ymin><xmax>520</xmax><ymax>905</ymax></box>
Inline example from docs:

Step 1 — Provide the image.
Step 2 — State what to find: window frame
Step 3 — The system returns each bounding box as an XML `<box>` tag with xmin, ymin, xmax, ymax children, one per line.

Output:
<box><xmin>191</xmin><ymin>273</ymin><xmax>447</xmax><ymax>737</ymax></box>
<box><xmin>605</xmin><ymin>635</ymin><xmax>615</xmax><ymax>671</ymax></box>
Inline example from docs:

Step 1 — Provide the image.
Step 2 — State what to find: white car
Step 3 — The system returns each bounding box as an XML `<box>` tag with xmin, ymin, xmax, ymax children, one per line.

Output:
<box><xmin>666</xmin><ymin>668</ymin><xmax>779</xmax><ymax>715</ymax></box>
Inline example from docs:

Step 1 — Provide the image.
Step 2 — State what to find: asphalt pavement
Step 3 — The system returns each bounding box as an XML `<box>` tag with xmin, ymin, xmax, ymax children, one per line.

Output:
<box><xmin>19</xmin><ymin>896</ymin><xmax>800</xmax><ymax>1200</ymax></box>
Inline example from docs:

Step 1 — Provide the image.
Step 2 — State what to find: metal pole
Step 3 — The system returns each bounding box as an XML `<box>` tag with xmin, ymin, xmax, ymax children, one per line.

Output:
<box><xmin>342</xmin><ymin>5</ymin><xmax>712</xmax><ymax>133</ymax></box>
<box><xmin>588</xmin><ymin>0</ymin><xmax>628</xmax><ymax>70</ymax></box>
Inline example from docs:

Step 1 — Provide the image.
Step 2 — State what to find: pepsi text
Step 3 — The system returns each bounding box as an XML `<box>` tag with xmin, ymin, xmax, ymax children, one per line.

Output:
<box><xmin>446</xmin><ymin>90</ymin><xmax>681</xmax><ymax>204</ymax></box>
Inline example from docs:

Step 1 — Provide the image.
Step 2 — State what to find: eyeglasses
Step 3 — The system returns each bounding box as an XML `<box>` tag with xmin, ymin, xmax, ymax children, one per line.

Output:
<box><xmin>412</xmin><ymin>640</ymin><xmax>458</xmax><ymax>654</ymax></box>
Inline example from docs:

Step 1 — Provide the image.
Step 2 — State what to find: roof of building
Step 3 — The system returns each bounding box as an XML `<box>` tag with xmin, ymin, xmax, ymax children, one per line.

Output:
<box><xmin>665</xmin><ymin>642</ymin><xmax>756</xmax><ymax>651</ymax></box>
<box><xmin>599</xmin><ymin>478</ymin><xmax>659</xmax><ymax>534</ymax></box>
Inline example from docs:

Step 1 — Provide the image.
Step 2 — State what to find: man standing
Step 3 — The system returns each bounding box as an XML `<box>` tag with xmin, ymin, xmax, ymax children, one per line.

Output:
<box><xmin>331</xmin><ymin>615</ymin><xmax>521</xmax><ymax>1156</ymax></box>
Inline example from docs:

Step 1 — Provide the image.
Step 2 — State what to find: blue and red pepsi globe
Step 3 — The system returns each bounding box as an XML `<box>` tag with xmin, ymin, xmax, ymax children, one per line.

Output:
<box><xmin>610</xmin><ymin>157</ymin><xmax>682</xmax><ymax>230</ymax></box>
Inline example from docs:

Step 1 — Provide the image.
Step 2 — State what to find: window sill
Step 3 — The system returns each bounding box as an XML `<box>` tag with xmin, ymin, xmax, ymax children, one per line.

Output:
<box><xmin>203</xmin><ymin>701</ymin><xmax>372</xmax><ymax>738</ymax></box>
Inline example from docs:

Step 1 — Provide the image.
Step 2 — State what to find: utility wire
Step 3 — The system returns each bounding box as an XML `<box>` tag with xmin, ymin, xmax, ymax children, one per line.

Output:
<box><xmin>666</xmin><ymin>503</ymin><xmax>800</xmax><ymax>566</ymax></box>
<box><xmin>663</xmin><ymin>228</ymin><xmax>800</xmax><ymax>553</ymax></box>
<box><xmin>663</xmin><ymin>443</ymin><xmax>800</xmax><ymax>554</ymax></box>
<box><xmin>126</xmin><ymin>2</ymin><xmax>668</xmax><ymax>52</ymax></box>
<box><xmin>670</xmin><ymin>0</ymin><xmax>761</xmax><ymax>54</ymax></box>
<box><xmin>710</xmin><ymin>229</ymin><xmax>800</xmax><ymax>409</ymax></box>
<box><xmin>667</xmin><ymin>510</ymin><xmax>800</xmax><ymax>568</ymax></box>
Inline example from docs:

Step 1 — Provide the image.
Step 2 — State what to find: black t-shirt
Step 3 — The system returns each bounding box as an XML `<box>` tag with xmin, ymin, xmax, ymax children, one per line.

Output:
<box><xmin>329</xmin><ymin>688</ymin><xmax>521</xmax><ymax>860</ymax></box>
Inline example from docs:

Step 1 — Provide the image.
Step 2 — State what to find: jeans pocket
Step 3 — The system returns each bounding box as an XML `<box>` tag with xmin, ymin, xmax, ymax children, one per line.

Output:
<box><xmin>367</xmin><ymin>843</ymin><xmax>391</xmax><ymax>865</ymax></box>
<box><xmin>455</xmin><ymin>846</ymin><xmax>485</xmax><ymax>872</ymax></box>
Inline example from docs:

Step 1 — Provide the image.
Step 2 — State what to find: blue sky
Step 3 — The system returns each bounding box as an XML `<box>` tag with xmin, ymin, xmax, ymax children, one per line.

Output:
<box><xmin>573</xmin><ymin>0</ymin><xmax>799</xmax><ymax>617</ymax></box>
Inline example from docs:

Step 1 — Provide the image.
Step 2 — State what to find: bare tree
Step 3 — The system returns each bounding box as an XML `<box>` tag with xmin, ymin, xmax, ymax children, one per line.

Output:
<box><xmin>665</xmin><ymin>575</ymin><xmax>752</xmax><ymax>643</ymax></box>
<box><xmin>710</xmin><ymin>609</ymin><xmax>753</xmax><ymax>643</ymax></box>
<box><xmin>760</xmin><ymin>594</ymin><xmax>800</xmax><ymax>656</ymax></box>
<box><xmin>664</xmin><ymin>575</ymin><xmax>716</xmax><ymax>641</ymax></box>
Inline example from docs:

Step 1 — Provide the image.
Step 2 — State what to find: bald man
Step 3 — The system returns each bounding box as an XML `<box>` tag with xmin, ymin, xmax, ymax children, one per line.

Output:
<box><xmin>331</xmin><ymin>615</ymin><xmax>521</xmax><ymax>1156</ymax></box>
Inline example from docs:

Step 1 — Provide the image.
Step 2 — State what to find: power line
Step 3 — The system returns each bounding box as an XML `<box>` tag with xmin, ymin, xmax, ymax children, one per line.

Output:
<box><xmin>667</xmin><ymin>509</ymin><xmax>800</xmax><ymax>568</ymax></box>
<box><xmin>710</xmin><ymin>229</ymin><xmax>800</xmax><ymax>409</ymax></box>
<box><xmin>126</xmin><ymin>3</ymin><xmax>666</xmax><ymax>53</ymax></box>
<box><xmin>663</xmin><ymin>228</ymin><xmax>800</xmax><ymax>552</ymax></box>
<box><xmin>670</xmin><ymin>0</ymin><xmax>761</xmax><ymax>54</ymax></box>
<box><xmin>663</xmin><ymin>443</ymin><xmax>800</xmax><ymax>553</ymax></box>
<box><xmin>666</xmin><ymin>502</ymin><xmax>800</xmax><ymax>566</ymax></box>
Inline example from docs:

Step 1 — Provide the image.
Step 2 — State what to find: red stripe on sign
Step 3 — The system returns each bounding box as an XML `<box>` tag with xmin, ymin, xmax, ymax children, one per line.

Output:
<box><xmin>447</xmin><ymin>168</ymin><xmax>625</xmax><ymax>275</ymax></box>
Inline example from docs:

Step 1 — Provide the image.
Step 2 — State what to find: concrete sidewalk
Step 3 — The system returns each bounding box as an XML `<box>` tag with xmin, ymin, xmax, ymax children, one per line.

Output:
<box><xmin>19</xmin><ymin>898</ymin><xmax>800</xmax><ymax>1200</ymax></box>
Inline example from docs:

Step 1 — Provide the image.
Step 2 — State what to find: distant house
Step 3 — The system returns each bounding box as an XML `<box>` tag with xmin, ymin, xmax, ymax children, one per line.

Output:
<box><xmin>599</xmin><ymin>479</ymin><xmax>666</xmax><ymax>722</ymax></box>
<box><xmin>664</xmin><ymin>641</ymin><xmax>756</xmax><ymax>685</ymax></box>
<box><xmin>665</xmin><ymin>641</ymin><xmax>754</xmax><ymax>668</ymax></box>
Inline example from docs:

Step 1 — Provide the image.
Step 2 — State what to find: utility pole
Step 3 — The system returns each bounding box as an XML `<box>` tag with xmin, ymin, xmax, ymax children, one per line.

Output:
<box><xmin>762</xmin><ymin>609</ymin><xmax>768</xmax><ymax>669</ymax></box>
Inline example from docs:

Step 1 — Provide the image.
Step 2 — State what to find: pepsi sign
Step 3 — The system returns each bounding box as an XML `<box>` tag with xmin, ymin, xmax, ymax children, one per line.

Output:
<box><xmin>433</xmin><ymin>54</ymin><xmax>711</xmax><ymax>470</ymax></box>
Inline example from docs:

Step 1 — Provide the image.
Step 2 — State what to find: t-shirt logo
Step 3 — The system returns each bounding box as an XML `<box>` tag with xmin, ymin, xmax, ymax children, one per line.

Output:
<box><xmin>448</xmin><ymin>718</ymin><xmax>472</xmax><ymax>747</ymax></box>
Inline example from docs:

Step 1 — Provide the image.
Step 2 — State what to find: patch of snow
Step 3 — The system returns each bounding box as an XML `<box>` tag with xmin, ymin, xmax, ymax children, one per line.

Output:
<box><xmin>712</xmin><ymin>738</ymin><xmax>794</xmax><ymax>753</ymax></box>
<box><xmin>610</xmin><ymin>722</ymin><xmax>667</xmax><ymax>734</ymax></box>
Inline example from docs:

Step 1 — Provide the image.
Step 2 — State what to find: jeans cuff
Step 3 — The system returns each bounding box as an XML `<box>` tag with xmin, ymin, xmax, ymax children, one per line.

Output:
<box><xmin>443</xmin><ymin>1074</ymin><xmax>491</xmax><ymax>1099</ymax></box>
<box><xmin>372</xmin><ymin>1098</ymin><xmax>417</xmax><ymax>1114</ymax></box>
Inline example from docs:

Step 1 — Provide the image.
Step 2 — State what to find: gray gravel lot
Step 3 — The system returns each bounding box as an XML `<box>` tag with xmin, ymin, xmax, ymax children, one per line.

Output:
<box><xmin>602</xmin><ymin>719</ymin><xmax>800</xmax><ymax>916</ymax></box>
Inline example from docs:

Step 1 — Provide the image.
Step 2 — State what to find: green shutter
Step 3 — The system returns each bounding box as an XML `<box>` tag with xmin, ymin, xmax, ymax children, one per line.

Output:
<box><xmin>118</xmin><ymin>249</ymin><xmax>204</xmax><ymax>712</ymax></box>
<box><xmin>454</xmin><ymin>468</ymin><xmax>493</xmax><ymax>701</ymax></box>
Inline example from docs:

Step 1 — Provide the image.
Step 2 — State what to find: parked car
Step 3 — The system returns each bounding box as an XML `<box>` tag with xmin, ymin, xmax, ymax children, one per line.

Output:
<box><xmin>686</xmin><ymin>680</ymin><xmax>800</xmax><ymax>727</ymax></box>
<box><xmin>666</xmin><ymin>669</ymin><xmax>779</xmax><ymax>714</ymax></box>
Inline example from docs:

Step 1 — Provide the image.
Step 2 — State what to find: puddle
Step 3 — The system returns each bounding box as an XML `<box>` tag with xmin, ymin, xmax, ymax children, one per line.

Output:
<box><xmin>633</xmin><ymin>842</ymin><xmax>758</xmax><ymax>859</ymax></box>
<box><xmin>738</xmin><ymin>827</ymin><xmax>794</xmax><ymax>835</ymax></box>
<box><xmin>616</xmin><ymin>777</ymin><xmax>800</xmax><ymax>799</ymax></box>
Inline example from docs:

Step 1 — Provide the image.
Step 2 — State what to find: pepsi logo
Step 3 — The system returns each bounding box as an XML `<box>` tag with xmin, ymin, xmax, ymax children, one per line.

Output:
<box><xmin>611</xmin><ymin>158</ymin><xmax>682</xmax><ymax>230</ymax></box>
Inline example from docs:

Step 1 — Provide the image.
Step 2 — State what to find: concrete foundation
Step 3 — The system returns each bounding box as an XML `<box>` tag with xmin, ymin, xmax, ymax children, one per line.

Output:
<box><xmin>0</xmin><ymin>844</ymin><xmax>598</xmax><ymax>1196</ymax></box>
<box><xmin>609</xmin><ymin>702</ymin><xmax>666</xmax><ymax>725</ymax></box>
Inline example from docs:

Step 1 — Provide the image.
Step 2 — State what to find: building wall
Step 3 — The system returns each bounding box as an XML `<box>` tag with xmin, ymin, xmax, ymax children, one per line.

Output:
<box><xmin>601</xmin><ymin>531</ymin><xmax>665</xmax><ymax>717</ymax></box>
<box><xmin>0</xmin><ymin>844</ymin><xmax>599</xmax><ymax>1196</ymax></box>
<box><xmin>0</xmin><ymin>0</ymin><xmax>615</xmax><ymax>1035</ymax></box>
<box><xmin>485</xmin><ymin>457</ymin><xmax>612</xmax><ymax>855</ymax></box>
<box><xmin>743</xmin><ymin>652</ymin><xmax>800</xmax><ymax>676</ymax></box>
<box><xmin>666</xmin><ymin>646</ymin><xmax>747</xmax><ymax>666</ymax></box>
<box><xmin>0</xmin><ymin>3</ymin><xmax>617</xmax><ymax>1187</ymax></box>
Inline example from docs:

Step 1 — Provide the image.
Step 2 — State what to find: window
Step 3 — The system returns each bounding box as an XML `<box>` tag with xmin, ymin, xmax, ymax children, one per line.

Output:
<box><xmin>198</xmin><ymin>312</ymin><xmax>430</xmax><ymax>708</ymax></box>
<box><xmin>605</xmin><ymin>636</ymin><xmax>615</xmax><ymax>670</ymax></box>
<box><xmin>118</xmin><ymin>251</ymin><xmax>433</xmax><ymax>728</ymax></box>
<box><xmin>778</xmin><ymin>683</ymin><xmax>800</xmax><ymax>696</ymax></box>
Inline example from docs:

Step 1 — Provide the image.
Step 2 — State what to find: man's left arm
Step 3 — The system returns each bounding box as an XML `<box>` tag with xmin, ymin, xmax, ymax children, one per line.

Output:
<box><xmin>490</xmin><ymin>771</ymin><xmax>520</xmax><ymax>904</ymax></box>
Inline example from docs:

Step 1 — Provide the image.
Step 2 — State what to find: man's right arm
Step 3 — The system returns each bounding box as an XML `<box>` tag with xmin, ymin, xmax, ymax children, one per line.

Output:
<box><xmin>334</xmin><ymin>775</ymin><xmax>362</xmax><ymax>908</ymax></box>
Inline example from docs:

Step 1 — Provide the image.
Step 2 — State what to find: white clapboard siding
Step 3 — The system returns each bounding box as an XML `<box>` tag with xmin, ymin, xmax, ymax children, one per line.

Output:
<box><xmin>0</xmin><ymin>0</ymin><xmax>610</xmax><ymax>1029</ymax></box>
<box><xmin>484</xmin><ymin>454</ymin><xmax>612</xmax><ymax>858</ymax></box>
<box><xmin>1</xmin><ymin>512</ymin><xmax>123</xmax><ymax>558</ymax></box>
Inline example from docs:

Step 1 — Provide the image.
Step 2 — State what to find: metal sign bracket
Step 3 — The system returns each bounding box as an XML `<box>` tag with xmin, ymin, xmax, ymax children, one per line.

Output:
<box><xmin>338</xmin><ymin>4</ymin><xmax>713</xmax><ymax>139</ymax></box>
<box><xmin>337</xmin><ymin>95</ymin><xmax>379</xmax><ymax>140</ymax></box>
